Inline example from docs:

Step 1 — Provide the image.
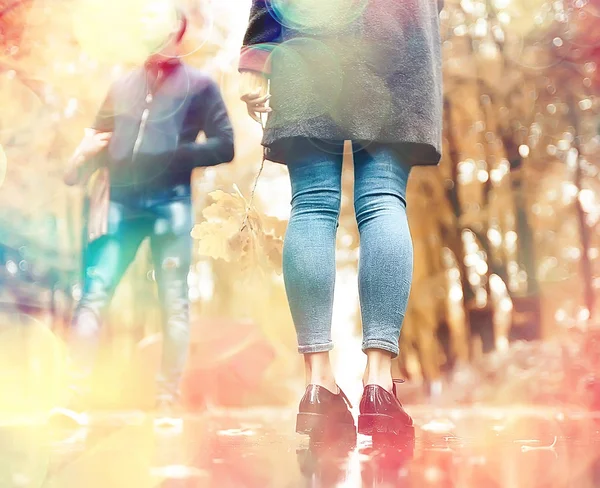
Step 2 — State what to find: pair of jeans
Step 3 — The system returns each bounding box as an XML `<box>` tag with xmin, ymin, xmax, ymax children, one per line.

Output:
<box><xmin>283</xmin><ymin>140</ymin><xmax>413</xmax><ymax>358</ymax></box>
<box><xmin>70</xmin><ymin>195</ymin><xmax>192</xmax><ymax>400</ymax></box>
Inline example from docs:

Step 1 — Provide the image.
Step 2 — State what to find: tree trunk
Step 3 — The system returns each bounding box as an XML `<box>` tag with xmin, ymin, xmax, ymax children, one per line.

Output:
<box><xmin>509</xmin><ymin>168</ymin><xmax>542</xmax><ymax>341</ymax></box>
<box><xmin>443</xmin><ymin>96</ymin><xmax>474</xmax><ymax>355</ymax></box>
<box><xmin>563</xmin><ymin>89</ymin><xmax>595</xmax><ymax>323</ymax></box>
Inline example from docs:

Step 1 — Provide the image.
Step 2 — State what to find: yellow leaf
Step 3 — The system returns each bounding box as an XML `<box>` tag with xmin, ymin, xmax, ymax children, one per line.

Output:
<box><xmin>263</xmin><ymin>234</ymin><xmax>284</xmax><ymax>274</ymax></box>
<box><xmin>227</xmin><ymin>226</ymin><xmax>252</xmax><ymax>257</ymax></box>
<box><xmin>202</xmin><ymin>190</ymin><xmax>246</xmax><ymax>222</ymax></box>
<box><xmin>260</xmin><ymin>215</ymin><xmax>288</xmax><ymax>238</ymax></box>
<box><xmin>208</xmin><ymin>189</ymin><xmax>243</xmax><ymax>205</ymax></box>
<box><xmin>193</xmin><ymin>219</ymin><xmax>239</xmax><ymax>262</ymax></box>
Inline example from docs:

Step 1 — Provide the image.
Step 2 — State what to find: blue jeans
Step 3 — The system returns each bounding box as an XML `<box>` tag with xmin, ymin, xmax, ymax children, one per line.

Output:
<box><xmin>283</xmin><ymin>140</ymin><xmax>413</xmax><ymax>358</ymax></box>
<box><xmin>71</xmin><ymin>192</ymin><xmax>192</xmax><ymax>401</ymax></box>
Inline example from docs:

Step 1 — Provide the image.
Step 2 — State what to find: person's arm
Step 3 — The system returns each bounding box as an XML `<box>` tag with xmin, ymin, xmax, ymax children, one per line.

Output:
<box><xmin>63</xmin><ymin>129</ymin><xmax>111</xmax><ymax>186</ymax></box>
<box><xmin>239</xmin><ymin>0</ymin><xmax>282</xmax><ymax>77</ymax></box>
<box><xmin>171</xmin><ymin>80</ymin><xmax>235</xmax><ymax>171</ymax></box>
<box><xmin>239</xmin><ymin>1</ymin><xmax>281</xmax><ymax>122</ymax></box>
<box><xmin>63</xmin><ymin>87</ymin><xmax>115</xmax><ymax>186</ymax></box>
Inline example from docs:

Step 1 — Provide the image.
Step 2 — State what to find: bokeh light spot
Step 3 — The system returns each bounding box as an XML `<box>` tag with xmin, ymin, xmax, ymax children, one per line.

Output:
<box><xmin>71</xmin><ymin>0</ymin><xmax>179</xmax><ymax>65</ymax></box>
<box><xmin>269</xmin><ymin>38</ymin><xmax>344</xmax><ymax>126</ymax></box>
<box><xmin>270</xmin><ymin>0</ymin><xmax>368</xmax><ymax>34</ymax></box>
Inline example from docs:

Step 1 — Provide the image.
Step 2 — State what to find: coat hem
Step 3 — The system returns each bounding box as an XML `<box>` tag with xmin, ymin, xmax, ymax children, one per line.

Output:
<box><xmin>262</xmin><ymin>136</ymin><xmax>441</xmax><ymax>167</ymax></box>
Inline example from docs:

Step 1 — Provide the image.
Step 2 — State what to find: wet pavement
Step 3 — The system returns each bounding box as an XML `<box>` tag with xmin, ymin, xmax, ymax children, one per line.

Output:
<box><xmin>1</xmin><ymin>405</ymin><xmax>599</xmax><ymax>487</ymax></box>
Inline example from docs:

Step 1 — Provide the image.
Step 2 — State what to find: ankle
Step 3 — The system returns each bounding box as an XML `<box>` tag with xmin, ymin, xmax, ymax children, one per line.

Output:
<box><xmin>304</xmin><ymin>352</ymin><xmax>337</xmax><ymax>392</ymax></box>
<box><xmin>364</xmin><ymin>350</ymin><xmax>394</xmax><ymax>391</ymax></box>
<box><xmin>363</xmin><ymin>372</ymin><xmax>393</xmax><ymax>392</ymax></box>
<box><xmin>307</xmin><ymin>376</ymin><xmax>338</xmax><ymax>394</ymax></box>
<box><xmin>364</xmin><ymin>381</ymin><xmax>393</xmax><ymax>393</ymax></box>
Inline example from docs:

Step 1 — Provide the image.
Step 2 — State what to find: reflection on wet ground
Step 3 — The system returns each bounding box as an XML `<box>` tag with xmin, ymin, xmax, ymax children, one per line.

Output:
<box><xmin>1</xmin><ymin>406</ymin><xmax>599</xmax><ymax>487</ymax></box>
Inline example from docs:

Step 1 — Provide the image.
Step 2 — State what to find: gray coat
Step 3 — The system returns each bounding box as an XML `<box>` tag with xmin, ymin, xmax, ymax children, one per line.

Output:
<box><xmin>239</xmin><ymin>0</ymin><xmax>443</xmax><ymax>166</ymax></box>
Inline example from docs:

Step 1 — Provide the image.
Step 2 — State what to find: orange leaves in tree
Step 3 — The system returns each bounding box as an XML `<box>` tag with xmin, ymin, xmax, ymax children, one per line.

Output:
<box><xmin>191</xmin><ymin>186</ymin><xmax>285</xmax><ymax>274</ymax></box>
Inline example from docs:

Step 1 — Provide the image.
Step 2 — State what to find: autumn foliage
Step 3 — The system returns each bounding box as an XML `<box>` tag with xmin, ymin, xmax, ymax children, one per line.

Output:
<box><xmin>0</xmin><ymin>0</ymin><xmax>599</xmax><ymax>405</ymax></box>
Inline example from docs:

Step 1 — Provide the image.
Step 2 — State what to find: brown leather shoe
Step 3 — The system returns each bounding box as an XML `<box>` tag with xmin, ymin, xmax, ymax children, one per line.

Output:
<box><xmin>358</xmin><ymin>379</ymin><xmax>414</xmax><ymax>437</ymax></box>
<box><xmin>296</xmin><ymin>385</ymin><xmax>356</xmax><ymax>438</ymax></box>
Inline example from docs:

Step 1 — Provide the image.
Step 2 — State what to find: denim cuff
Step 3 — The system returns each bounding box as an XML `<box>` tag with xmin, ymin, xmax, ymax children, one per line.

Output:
<box><xmin>298</xmin><ymin>342</ymin><xmax>334</xmax><ymax>354</ymax></box>
<box><xmin>362</xmin><ymin>339</ymin><xmax>399</xmax><ymax>358</ymax></box>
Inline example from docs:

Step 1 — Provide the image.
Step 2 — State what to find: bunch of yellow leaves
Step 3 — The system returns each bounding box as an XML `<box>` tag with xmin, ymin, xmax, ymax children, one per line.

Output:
<box><xmin>191</xmin><ymin>186</ymin><xmax>286</xmax><ymax>274</ymax></box>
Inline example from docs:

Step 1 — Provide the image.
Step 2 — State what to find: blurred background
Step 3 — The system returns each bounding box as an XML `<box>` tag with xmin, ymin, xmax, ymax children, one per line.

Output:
<box><xmin>0</xmin><ymin>0</ymin><xmax>600</xmax><ymax>415</ymax></box>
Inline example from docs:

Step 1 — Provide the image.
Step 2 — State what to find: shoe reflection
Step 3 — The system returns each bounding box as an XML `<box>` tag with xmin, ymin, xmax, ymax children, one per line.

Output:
<box><xmin>297</xmin><ymin>436</ymin><xmax>357</xmax><ymax>486</ymax></box>
<box><xmin>297</xmin><ymin>430</ymin><xmax>416</xmax><ymax>487</ymax></box>
<box><xmin>361</xmin><ymin>431</ymin><xmax>416</xmax><ymax>487</ymax></box>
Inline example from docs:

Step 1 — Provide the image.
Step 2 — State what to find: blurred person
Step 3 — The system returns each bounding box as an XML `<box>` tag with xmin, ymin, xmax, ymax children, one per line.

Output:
<box><xmin>239</xmin><ymin>0</ymin><xmax>443</xmax><ymax>439</ymax></box>
<box><xmin>53</xmin><ymin>7</ymin><xmax>234</xmax><ymax>427</ymax></box>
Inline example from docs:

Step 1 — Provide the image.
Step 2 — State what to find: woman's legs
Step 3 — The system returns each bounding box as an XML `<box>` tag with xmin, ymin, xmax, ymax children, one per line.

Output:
<box><xmin>283</xmin><ymin>140</ymin><xmax>412</xmax><ymax>394</ymax></box>
<box><xmin>283</xmin><ymin>140</ymin><xmax>344</xmax><ymax>393</ymax></box>
<box><xmin>353</xmin><ymin>143</ymin><xmax>413</xmax><ymax>392</ymax></box>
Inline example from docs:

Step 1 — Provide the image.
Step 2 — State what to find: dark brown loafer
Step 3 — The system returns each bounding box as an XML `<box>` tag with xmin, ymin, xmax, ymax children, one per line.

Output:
<box><xmin>296</xmin><ymin>384</ymin><xmax>356</xmax><ymax>439</ymax></box>
<box><xmin>358</xmin><ymin>379</ymin><xmax>414</xmax><ymax>437</ymax></box>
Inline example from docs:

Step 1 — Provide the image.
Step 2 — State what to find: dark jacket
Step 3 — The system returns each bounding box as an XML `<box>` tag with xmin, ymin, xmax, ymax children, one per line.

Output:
<box><xmin>86</xmin><ymin>58</ymin><xmax>234</xmax><ymax>199</ymax></box>
<box><xmin>79</xmin><ymin>58</ymin><xmax>234</xmax><ymax>241</ymax></box>
<box><xmin>239</xmin><ymin>0</ymin><xmax>443</xmax><ymax>166</ymax></box>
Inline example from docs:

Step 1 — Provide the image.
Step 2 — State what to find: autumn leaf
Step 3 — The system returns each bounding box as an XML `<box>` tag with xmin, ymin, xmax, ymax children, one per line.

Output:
<box><xmin>193</xmin><ymin>219</ymin><xmax>239</xmax><ymax>262</ymax></box>
<box><xmin>195</xmin><ymin>187</ymin><xmax>284</xmax><ymax>275</ymax></box>
<box><xmin>194</xmin><ymin>190</ymin><xmax>250</xmax><ymax>262</ymax></box>
<box><xmin>260</xmin><ymin>215</ymin><xmax>288</xmax><ymax>239</ymax></box>
<box><xmin>227</xmin><ymin>225</ymin><xmax>251</xmax><ymax>258</ymax></box>
<box><xmin>262</xmin><ymin>234</ymin><xmax>284</xmax><ymax>275</ymax></box>
<box><xmin>202</xmin><ymin>190</ymin><xmax>246</xmax><ymax>222</ymax></box>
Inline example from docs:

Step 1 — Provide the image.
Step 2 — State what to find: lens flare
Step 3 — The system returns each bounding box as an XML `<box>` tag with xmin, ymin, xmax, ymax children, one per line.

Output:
<box><xmin>139</xmin><ymin>0</ymin><xmax>181</xmax><ymax>53</ymax></box>
<box><xmin>324</xmin><ymin>38</ymin><xmax>393</xmax><ymax>139</ymax></box>
<box><xmin>270</xmin><ymin>0</ymin><xmax>368</xmax><ymax>34</ymax></box>
<box><xmin>71</xmin><ymin>0</ymin><xmax>179</xmax><ymax>65</ymax></box>
<box><xmin>170</xmin><ymin>1</ymin><xmax>216</xmax><ymax>61</ymax></box>
<box><xmin>269</xmin><ymin>38</ymin><xmax>343</xmax><ymax>126</ymax></box>
<box><xmin>494</xmin><ymin>0</ymin><xmax>553</xmax><ymax>37</ymax></box>
<box><xmin>329</xmin><ymin>66</ymin><xmax>392</xmax><ymax>139</ymax></box>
